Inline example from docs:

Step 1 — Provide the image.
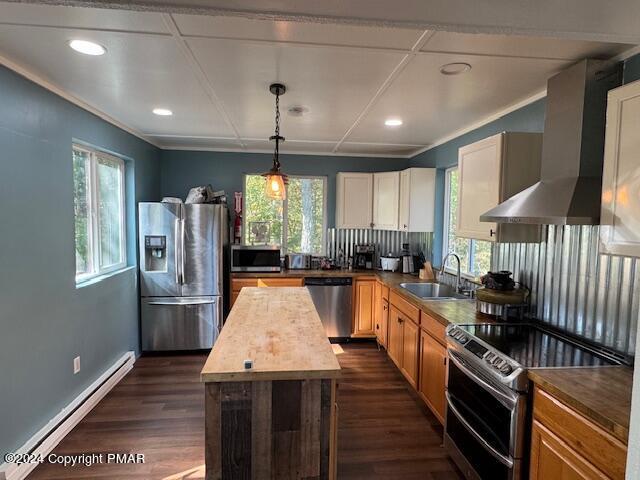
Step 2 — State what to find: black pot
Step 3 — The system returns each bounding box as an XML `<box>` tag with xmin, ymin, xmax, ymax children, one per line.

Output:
<box><xmin>481</xmin><ymin>270</ymin><xmax>516</xmax><ymax>291</ymax></box>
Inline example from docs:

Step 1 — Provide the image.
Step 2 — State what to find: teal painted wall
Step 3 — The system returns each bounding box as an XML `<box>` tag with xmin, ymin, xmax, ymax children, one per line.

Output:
<box><xmin>0</xmin><ymin>65</ymin><xmax>160</xmax><ymax>455</ymax></box>
<box><xmin>160</xmin><ymin>150</ymin><xmax>409</xmax><ymax>227</ymax></box>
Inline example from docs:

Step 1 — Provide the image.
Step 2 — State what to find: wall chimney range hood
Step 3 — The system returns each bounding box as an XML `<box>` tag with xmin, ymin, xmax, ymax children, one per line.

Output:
<box><xmin>481</xmin><ymin>59</ymin><xmax>623</xmax><ymax>225</ymax></box>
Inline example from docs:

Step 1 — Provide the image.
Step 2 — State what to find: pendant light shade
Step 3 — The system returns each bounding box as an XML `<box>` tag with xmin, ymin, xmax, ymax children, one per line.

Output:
<box><xmin>264</xmin><ymin>172</ymin><xmax>287</xmax><ymax>200</ymax></box>
<box><xmin>262</xmin><ymin>83</ymin><xmax>288</xmax><ymax>200</ymax></box>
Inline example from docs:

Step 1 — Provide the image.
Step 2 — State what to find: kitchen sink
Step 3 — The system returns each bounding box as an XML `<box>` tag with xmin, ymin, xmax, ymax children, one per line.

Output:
<box><xmin>399</xmin><ymin>282</ymin><xmax>468</xmax><ymax>300</ymax></box>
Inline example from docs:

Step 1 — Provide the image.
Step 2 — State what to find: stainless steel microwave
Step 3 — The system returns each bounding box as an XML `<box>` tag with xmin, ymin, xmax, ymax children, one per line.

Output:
<box><xmin>231</xmin><ymin>245</ymin><xmax>281</xmax><ymax>272</ymax></box>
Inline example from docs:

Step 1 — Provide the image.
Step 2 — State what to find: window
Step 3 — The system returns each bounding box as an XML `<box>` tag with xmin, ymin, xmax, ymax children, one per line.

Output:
<box><xmin>73</xmin><ymin>144</ymin><xmax>126</xmax><ymax>282</ymax></box>
<box><xmin>443</xmin><ymin>167</ymin><xmax>492</xmax><ymax>278</ymax></box>
<box><xmin>243</xmin><ymin>174</ymin><xmax>327</xmax><ymax>255</ymax></box>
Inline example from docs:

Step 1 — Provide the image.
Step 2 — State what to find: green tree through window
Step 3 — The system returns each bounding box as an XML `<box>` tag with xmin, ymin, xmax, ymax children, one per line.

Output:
<box><xmin>244</xmin><ymin>175</ymin><xmax>326</xmax><ymax>255</ymax></box>
<box><xmin>444</xmin><ymin>167</ymin><xmax>492</xmax><ymax>278</ymax></box>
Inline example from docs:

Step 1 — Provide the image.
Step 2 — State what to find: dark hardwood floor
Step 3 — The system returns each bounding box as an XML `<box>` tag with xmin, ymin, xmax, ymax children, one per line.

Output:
<box><xmin>29</xmin><ymin>343</ymin><xmax>462</xmax><ymax>480</ymax></box>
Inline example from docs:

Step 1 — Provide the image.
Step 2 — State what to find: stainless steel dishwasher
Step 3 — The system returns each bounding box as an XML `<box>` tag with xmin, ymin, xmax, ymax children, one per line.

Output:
<box><xmin>305</xmin><ymin>277</ymin><xmax>352</xmax><ymax>340</ymax></box>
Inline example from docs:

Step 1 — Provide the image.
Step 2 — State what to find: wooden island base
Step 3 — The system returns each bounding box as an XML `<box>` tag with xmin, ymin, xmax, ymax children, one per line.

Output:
<box><xmin>201</xmin><ymin>287</ymin><xmax>341</xmax><ymax>480</ymax></box>
<box><xmin>205</xmin><ymin>378</ymin><xmax>337</xmax><ymax>480</ymax></box>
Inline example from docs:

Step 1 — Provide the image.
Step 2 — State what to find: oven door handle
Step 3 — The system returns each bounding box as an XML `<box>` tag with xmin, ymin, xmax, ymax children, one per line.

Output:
<box><xmin>448</xmin><ymin>349</ymin><xmax>517</xmax><ymax>409</ymax></box>
<box><xmin>446</xmin><ymin>391</ymin><xmax>514</xmax><ymax>468</ymax></box>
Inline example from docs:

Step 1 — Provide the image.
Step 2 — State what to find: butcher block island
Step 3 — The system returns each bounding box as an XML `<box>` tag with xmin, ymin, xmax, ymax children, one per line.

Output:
<box><xmin>201</xmin><ymin>287</ymin><xmax>341</xmax><ymax>480</ymax></box>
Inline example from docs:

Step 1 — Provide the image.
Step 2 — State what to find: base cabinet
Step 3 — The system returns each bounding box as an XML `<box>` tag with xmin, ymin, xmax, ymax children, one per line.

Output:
<box><xmin>400</xmin><ymin>318</ymin><xmax>420</xmax><ymax>389</ymax></box>
<box><xmin>353</xmin><ymin>278</ymin><xmax>376</xmax><ymax>337</ymax></box>
<box><xmin>530</xmin><ymin>420</ymin><xmax>608</xmax><ymax>480</ymax></box>
<box><xmin>418</xmin><ymin>330</ymin><xmax>447</xmax><ymax>423</ymax></box>
<box><xmin>387</xmin><ymin>304</ymin><xmax>419</xmax><ymax>388</ymax></box>
<box><xmin>530</xmin><ymin>386</ymin><xmax>627</xmax><ymax>480</ymax></box>
<box><xmin>374</xmin><ymin>281</ymin><xmax>389</xmax><ymax>347</ymax></box>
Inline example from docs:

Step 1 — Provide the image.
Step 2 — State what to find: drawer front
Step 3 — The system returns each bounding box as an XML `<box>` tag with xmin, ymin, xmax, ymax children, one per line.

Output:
<box><xmin>420</xmin><ymin>312</ymin><xmax>446</xmax><ymax>346</ymax></box>
<box><xmin>533</xmin><ymin>387</ymin><xmax>627</xmax><ymax>480</ymax></box>
<box><xmin>257</xmin><ymin>277</ymin><xmax>304</xmax><ymax>287</ymax></box>
<box><xmin>389</xmin><ymin>290</ymin><xmax>420</xmax><ymax>324</ymax></box>
<box><xmin>231</xmin><ymin>278</ymin><xmax>258</xmax><ymax>292</ymax></box>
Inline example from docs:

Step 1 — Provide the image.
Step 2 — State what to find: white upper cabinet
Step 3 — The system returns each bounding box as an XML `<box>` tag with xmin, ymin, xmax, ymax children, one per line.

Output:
<box><xmin>457</xmin><ymin>132</ymin><xmax>543</xmax><ymax>242</ymax></box>
<box><xmin>399</xmin><ymin>168</ymin><xmax>436</xmax><ymax>232</ymax></box>
<box><xmin>373</xmin><ymin>172</ymin><xmax>400</xmax><ymax>230</ymax></box>
<box><xmin>336</xmin><ymin>172</ymin><xmax>373</xmax><ymax>229</ymax></box>
<box><xmin>600</xmin><ymin>80</ymin><xmax>640</xmax><ymax>257</ymax></box>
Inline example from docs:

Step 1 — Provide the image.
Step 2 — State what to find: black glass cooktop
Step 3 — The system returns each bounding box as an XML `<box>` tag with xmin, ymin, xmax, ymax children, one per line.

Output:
<box><xmin>458</xmin><ymin>323</ymin><xmax>616</xmax><ymax>368</ymax></box>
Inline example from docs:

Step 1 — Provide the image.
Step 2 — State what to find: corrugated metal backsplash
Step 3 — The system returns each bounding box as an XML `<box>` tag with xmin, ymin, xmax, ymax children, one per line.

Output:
<box><xmin>326</xmin><ymin>228</ymin><xmax>432</xmax><ymax>267</ymax></box>
<box><xmin>493</xmin><ymin>225</ymin><xmax>639</xmax><ymax>356</ymax></box>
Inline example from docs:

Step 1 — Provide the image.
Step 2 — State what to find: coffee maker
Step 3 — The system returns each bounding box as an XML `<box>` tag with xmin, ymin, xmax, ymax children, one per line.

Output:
<box><xmin>354</xmin><ymin>244</ymin><xmax>375</xmax><ymax>270</ymax></box>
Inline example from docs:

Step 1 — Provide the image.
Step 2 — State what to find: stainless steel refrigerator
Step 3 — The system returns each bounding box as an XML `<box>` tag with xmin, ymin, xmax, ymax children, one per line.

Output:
<box><xmin>138</xmin><ymin>202</ymin><xmax>228</xmax><ymax>351</ymax></box>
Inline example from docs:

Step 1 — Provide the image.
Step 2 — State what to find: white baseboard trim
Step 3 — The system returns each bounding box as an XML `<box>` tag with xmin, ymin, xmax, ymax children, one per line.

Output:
<box><xmin>0</xmin><ymin>351</ymin><xmax>136</xmax><ymax>480</ymax></box>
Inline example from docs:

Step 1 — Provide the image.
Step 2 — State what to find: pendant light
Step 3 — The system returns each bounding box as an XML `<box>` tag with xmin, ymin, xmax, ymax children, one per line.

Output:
<box><xmin>262</xmin><ymin>83</ymin><xmax>288</xmax><ymax>200</ymax></box>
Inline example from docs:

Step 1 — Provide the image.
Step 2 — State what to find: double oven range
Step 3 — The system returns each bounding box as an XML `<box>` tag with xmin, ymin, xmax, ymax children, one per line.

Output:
<box><xmin>444</xmin><ymin>322</ymin><xmax>626</xmax><ymax>480</ymax></box>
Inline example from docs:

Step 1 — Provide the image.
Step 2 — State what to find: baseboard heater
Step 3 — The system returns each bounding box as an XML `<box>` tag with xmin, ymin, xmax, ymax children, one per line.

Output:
<box><xmin>0</xmin><ymin>351</ymin><xmax>135</xmax><ymax>480</ymax></box>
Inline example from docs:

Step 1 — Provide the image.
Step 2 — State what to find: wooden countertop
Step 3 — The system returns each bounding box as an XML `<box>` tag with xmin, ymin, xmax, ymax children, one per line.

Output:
<box><xmin>233</xmin><ymin>269</ymin><xmax>492</xmax><ymax>327</ymax></box>
<box><xmin>201</xmin><ymin>287</ymin><xmax>341</xmax><ymax>383</ymax></box>
<box><xmin>528</xmin><ymin>366</ymin><xmax>633</xmax><ymax>444</ymax></box>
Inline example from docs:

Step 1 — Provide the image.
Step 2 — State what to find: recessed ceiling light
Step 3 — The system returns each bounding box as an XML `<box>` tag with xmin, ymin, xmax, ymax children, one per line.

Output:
<box><xmin>68</xmin><ymin>39</ymin><xmax>106</xmax><ymax>56</ymax></box>
<box><xmin>440</xmin><ymin>62</ymin><xmax>472</xmax><ymax>75</ymax></box>
<box><xmin>152</xmin><ymin>108</ymin><xmax>173</xmax><ymax>116</ymax></box>
<box><xmin>385</xmin><ymin>118</ymin><xmax>403</xmax><ymax>127</ymax></box>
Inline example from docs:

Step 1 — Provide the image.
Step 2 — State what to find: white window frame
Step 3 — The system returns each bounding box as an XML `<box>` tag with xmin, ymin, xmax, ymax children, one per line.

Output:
<box><xmin>74</xmin><ymin>144</ymin><xmax>127</xmax><ymax>284</ymax></box>
<box><xmin>242</xmin><ymin>174</ymin><xmax>328</xmax><ymax>255</ymax></box>
<box><xmin>442</xmin><ymin>166</ymin><xmax>490</xmax><ymax>280</ymax></box>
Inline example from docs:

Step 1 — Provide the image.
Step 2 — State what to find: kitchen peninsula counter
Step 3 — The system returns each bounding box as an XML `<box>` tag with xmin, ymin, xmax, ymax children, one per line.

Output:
<box><xmin>201</xmin><ymin>287</ymin><xmax>340</xmax><ymax>480</ymax></box>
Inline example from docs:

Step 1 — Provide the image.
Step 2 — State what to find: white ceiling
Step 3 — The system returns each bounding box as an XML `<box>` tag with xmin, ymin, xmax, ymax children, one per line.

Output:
<box><xmin>0</xmin><ymin>2</ymin><xmax>636</xmax><ymax>157</ymax></box>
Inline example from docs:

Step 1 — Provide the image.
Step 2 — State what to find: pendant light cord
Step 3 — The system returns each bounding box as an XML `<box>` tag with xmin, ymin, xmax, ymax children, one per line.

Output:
<box><xmin>273</xmin><ymin>91</ymin><xmax>281</xmax><ymax>170</ymax></box>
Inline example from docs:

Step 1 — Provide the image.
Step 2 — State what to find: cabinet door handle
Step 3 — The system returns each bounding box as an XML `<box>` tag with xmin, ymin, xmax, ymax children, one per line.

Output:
<box><xmin>443</xmin><ymin>357</ymin><xmax>447</xmax><ymax>366</ymax></box>
<box><xmin>490</xmin><ymin>229</ymin><xmax>496</xmax><ymax>237</ymax></box>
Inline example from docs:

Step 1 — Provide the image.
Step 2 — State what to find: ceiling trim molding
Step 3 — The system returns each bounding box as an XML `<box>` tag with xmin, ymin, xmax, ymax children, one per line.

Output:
<box><xmin>0</xmin><ymin>51</ymin><xmax>161</xmax><ymax>147</ymax></box>
<box><xmin>0</xmin><ymin>20</ymin><xmax>172</xmax><ymax>37</ymax></box>
<box><xmin>416</xmin><ymin>49</ymin><xmax>587</xmax><ymax>63</ymax></box>
<box><xmin>611</xmin><ymin>44</ymin><xmax>640</xmax><ymax>63</ymax></box>
<box><xmin>10</xmin><ymin>0</ymin><xmax>640</xmax><ymax>44</ymax></box>
<box><xmin>409</xmin><ymin>88</ymin><xmax>547</xmax><ymax>158</ymax></box>
<box><xmin>147</xmin><ymin>133</ymin><xmax>426</xmax><ymax>148</ymax></box>
<box><xmin>332</xmin><ymin>29</ymin><xmax>435</xmax><ymax>152</ymax></box>
<box><xmin>159</xmin><ymin>144</ymin><xmax>412</xmax><ymax>158</ymax></box>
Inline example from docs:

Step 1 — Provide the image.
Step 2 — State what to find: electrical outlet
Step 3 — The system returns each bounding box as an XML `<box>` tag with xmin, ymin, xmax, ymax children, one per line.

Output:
<box><xmin>73</xmin><ymin>356</ymin><xmax>81</xmax><ymax>374</ymax></box>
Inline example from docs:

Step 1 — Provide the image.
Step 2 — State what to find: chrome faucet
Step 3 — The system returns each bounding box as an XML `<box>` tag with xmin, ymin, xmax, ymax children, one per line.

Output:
<box><xmin>440</xmin><ymin>253</ymin><xmax>462</xmax><ymax>293</ymax></box>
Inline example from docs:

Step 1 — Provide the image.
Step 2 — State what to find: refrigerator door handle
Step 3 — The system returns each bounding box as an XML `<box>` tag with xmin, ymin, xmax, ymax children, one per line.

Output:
<box><xmin>180</xmin><ymin>218</ymin><xmax>186</xmax><ymax>285</ymax></box>
<box><xmin>147</xmin><ymin>299</ymin><xmax>218</xmax><ymax>306</ymax></box>
<box><xmin>174</xmin><ymin>218</ymin><xmax>181</xmax><ymax>285</ymax></box>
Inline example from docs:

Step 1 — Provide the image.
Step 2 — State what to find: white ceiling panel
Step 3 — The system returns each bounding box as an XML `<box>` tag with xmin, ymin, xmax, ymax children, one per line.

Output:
<box><xmin>338</xmin><ymin>142</ymin><xmax>425</xmax><ymax>157</ymax></box>
<box><xmin>0</xmin><ymin>3</ymin><xmax>168</xmax><ymax>33</ymax></box>
<box><xmin>347</xmin><ymin>53</ymin><xmax>571</xmax><ymax>145</ymax></box>
<box><xmin>186</xmin><ymin>37</ymin><xmax>405</xmax><ymax>141</ymax></box>
<box><xmin>423</xmin><ymin>31</ymin><xmax>633</xmax><ymax>60</ymax></box>
<box><xmin>0</xmin><ymin>25</ymin><xmax>235</xmax><ymax>138</ymax></box>
<box><xmin>173</xmin><ymin>14</ymin><xmax>422</xmax><ymax>50</ymax></box>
